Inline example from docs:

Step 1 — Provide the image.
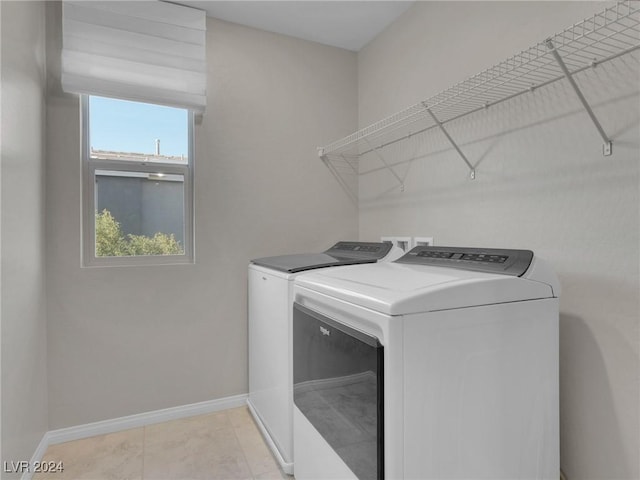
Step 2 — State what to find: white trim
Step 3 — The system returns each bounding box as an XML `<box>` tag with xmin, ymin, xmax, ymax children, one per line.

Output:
<box><xmin>21</xmin><ymin>394</ymin><xmax>248</xmax><ymax>480</ymax></box>
<box><xmin>20</xmin><ymin>434</ymin><xmax>51</xmax><ymax>480</ymax></box>
<box><xmin>48</xmin><ymin>393</ymin><xmax>247</xmax><ymax>444</ymax></box>
<box><xmin>81</xmin><ymin>95</ymin><xmax>195</xmax><ymax>268</ymax></box>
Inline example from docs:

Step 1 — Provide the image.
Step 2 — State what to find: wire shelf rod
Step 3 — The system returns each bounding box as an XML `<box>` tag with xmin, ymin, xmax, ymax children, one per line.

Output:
<box><xmin>321</xmin><ymin>104</ymin><xmax>428</xmax><ymax>153</ymax></box>
<box><xmin>561</xmin><ymin>24</ymin><xmax>639</xmax><ymax>57</ymax></box>
<box><xmin>324</xmin><ymin>44</ymin><xmax>639</xmax><ymax>160</ymax></box>
<box><xmin>319</xmin><ymin>1</ymin><xmax>639</xmax><ymax>159</ymax></box>
<box><xmin>559</xmin><ymin>19</ymin><xmax>639</xmax><ymax>49</ymax></box>
<box><xmin>426</xmin><ymin>108</ymin><xmax>475</xmax><ymax>177</ymax></box>
<box><xmin>321</xmin><ymin>156</ymin><xmax>357</xmax><ymax>204</ymax></box>
<box><xmin>363</xmin><ymin>138</ymin><xmax>405</xmax><ymax>189</ymax></box>
<box><xmin>340</xmin><ymin>154</ymin><xmax>359</xmax><ymax>175</ymax></box>
<box><xmin>546</xmin><ymin>38</ymin><xmax>613</xmax><ymax>153</ymax></box>
<box><xmin>427</xmin><ymin>62</ymin><xmax>553</xmax><ymax>111</ymax></box>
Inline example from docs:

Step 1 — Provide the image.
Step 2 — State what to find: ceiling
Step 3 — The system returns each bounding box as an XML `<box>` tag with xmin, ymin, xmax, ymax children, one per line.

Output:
<box><xmin>175</xmin><ymin>1</ymin><xmax>414</xmax><ymax>51</ymax></box>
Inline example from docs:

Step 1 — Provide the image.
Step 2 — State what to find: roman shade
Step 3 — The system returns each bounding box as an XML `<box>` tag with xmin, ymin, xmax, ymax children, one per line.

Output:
<box><xmin>62</xmin><ymin>1</ymin><xmax>206</xmax><ymax>112</ymax></box>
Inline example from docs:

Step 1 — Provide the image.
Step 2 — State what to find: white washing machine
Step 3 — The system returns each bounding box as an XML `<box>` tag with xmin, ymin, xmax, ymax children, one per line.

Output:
<box><xmin>292</xmin><ymin>246</ymin><xmax>560</xmax><ymax>480</ymax></box>
<box><xmin>248</xmin><ymin>242</ymin><xmax>403</xmax><ymax>474</ymax></box>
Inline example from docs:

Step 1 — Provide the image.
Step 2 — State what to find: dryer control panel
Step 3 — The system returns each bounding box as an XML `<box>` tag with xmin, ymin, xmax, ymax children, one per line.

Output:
<box><xmin>396</xmin><ymin>246</ymin><xmax>533</xmax><ymax>277</ymax></box>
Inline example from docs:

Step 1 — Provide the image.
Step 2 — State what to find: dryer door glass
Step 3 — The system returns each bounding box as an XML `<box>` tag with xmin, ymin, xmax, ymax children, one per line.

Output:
<box><xmin>293</xmin><ymin>303</ymin><xmax>384</xmax><ymax>480</ymax></box>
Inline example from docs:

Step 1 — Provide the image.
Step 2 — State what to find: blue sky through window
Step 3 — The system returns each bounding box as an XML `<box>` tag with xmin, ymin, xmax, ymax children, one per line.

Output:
<box><xmin>89</xmin><ymin>96</ymin><xmax>188</xmax><ymax>157</ymax></box>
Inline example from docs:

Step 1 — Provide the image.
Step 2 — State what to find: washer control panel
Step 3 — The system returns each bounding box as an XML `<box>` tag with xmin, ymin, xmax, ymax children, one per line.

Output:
<box><xmin>325</xmin><ymin>241</ymin><xmax>392</xmax><ymax>260</ymax></box>
<box><xmin>396</xmin><ymin>246</ymin><xmax>533</xmax><ymax>276</ymax></box>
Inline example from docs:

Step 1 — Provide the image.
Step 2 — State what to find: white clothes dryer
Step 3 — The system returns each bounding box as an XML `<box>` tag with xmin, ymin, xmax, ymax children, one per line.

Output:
<box><xmin>292</xmin><ymin>246</ymin><xmax>560</xmax><ymax>480</ymax></box>
<box><xmin>248</xmin><ymin>242</ymin><xmax>403</xmax><ymax>474</ymax></box>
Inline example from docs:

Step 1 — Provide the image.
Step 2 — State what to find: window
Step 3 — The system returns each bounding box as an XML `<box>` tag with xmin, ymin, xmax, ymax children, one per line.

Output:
<box><xmin>82</xmin><ymin>95</ymin><xmax>194</xmax><ymax>266</ymax></box>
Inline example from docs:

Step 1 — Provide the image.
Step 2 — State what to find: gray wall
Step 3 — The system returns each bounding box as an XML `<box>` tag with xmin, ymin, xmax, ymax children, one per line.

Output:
<box><xmin>0</xmin><ymin>1</ymin><xmax>48</xmax><ymax>476</ymax></box>
<box><xmin>357</xmin><ymin>2</ymin><xmax>638</xmax><ymax>479</ymax></box>
<box><xmin>9</xmin><ymin>5</ymin><xmax>636</xmax><ymax>480</ymax></box>
<box><xmin>45</xmin><ymin>6</ymin><xmax>358</xmax><ymax>428</ymax></box>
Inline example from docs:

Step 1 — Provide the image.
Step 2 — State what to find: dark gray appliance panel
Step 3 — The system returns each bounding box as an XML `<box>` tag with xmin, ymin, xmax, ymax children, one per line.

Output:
<box><xmin>396</xmin><ymin>246</ymin><xmax>533</xmax><ymax>276</ymax></box>
<box><xmin>293</xmin><ymin>303</ymin><xmax>384</xmax><ymax>480</ymax></box>
<box><xmin>251</xmin><ymin>242</ymin><xmax>392</xmax><ymax>273</ymax></box>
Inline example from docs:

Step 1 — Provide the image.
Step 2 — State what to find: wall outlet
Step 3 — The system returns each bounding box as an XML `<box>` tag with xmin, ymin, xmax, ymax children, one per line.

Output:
<box><xmin>414</xmin><ymin>236</ymin><xmax>434</xmax><ymax>247</ymax></box>
<box><xmin>381</xmin><ymin>236</ymin><xmax>414</xmax><ymax>252</ymax></box>
<box><xmin>395</xmin><ymin>236</ymin><xmax>412</xmax><ymax>252</ymax></box>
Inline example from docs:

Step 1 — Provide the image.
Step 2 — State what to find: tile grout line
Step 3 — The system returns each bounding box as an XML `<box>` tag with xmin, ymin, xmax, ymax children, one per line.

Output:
<box><xmin>141</xmin><ymin>424</ymin><xmax>147</xmax><ymax>480</ymax></box>
<box><xmin>236</xmin><ymin>408</ymin><xmax>288</xmax><ymax>479</ymax></box>
<box><xmin>229</xmin><ymin>410</ymin><xmax>258</xmax><ymax>479</ymax></box>
<box><xmin>31</xmin><ymin>406</ymin><xmax>277</xmax><ymax>480</ymax></box>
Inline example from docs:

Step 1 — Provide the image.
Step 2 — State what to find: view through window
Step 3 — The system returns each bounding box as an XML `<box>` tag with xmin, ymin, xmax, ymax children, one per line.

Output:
<box><xmin>84</xmin><ymin>96</ymin><xmax>193</xmax><ymax>264</ymax></box>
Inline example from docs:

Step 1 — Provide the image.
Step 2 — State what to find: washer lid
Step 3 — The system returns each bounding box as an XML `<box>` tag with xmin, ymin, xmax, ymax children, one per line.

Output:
<box><xmin>251</xmin><ymin>241</ymin><xmax>392</xmax><ymax>273</ymax></box>
<box><xmin>294</xmin><ymin>261</ymin><xmax>556</xmax><ymax>315</ymax></box>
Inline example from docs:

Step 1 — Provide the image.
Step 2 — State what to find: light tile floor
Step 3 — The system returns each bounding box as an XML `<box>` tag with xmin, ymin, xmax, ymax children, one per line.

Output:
<box><xmin>33</xmin><ymin>406</ymin><xmax>290</xmax><ymax>480</ymax></box>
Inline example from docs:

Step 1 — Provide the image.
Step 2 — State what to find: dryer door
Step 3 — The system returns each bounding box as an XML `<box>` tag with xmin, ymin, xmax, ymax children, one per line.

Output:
<box><xmin>293</xmin><ymin>303</ymin><xmax>384</xmax><ymax>480</ymax></box>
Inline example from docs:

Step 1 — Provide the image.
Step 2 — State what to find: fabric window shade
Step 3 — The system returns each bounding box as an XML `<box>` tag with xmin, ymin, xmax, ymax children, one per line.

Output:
<box><xmin>62</xmin><ymin>1</ymin><xmax>206</xmax><ymax>112</ymax></box>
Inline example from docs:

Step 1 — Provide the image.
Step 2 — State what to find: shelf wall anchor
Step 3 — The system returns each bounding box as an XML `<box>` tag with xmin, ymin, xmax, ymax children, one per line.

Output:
<box><xmin>546</xmin><ymin>38</ymin><xmax>613</xmax><ymax>156</ymax></box>
<box><xmin>426</xmin><ymin>107</ymin><xmax>476</xmax><ymax>179</ymax></box>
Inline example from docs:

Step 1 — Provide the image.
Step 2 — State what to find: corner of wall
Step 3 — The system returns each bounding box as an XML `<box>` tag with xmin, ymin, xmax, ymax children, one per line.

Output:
<box><xmin>1</xmin><ymin>1</ymin><xmax>49</xmax><ymax>475</ymax></box>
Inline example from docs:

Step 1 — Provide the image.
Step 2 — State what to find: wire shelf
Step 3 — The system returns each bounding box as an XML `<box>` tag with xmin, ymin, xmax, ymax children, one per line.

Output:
<box><xmin>319</xmin><ymin>1</ymin><xmax>640</xmax><ymax>166</ymax></box>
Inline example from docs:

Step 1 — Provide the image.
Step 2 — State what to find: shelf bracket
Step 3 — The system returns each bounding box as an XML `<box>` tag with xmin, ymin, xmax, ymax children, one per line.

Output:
<box><xmin>426</xmin><ymin>107</ymin><xmax>476</xmax><ymax>179</ymax></box>
<box><xmin>546</xmin><ymin>38</ymin><xmax>613</xmax><ymax>156</ymax></box>
<box><xmin>364</xmin><ymin>138</ymin><xmax>405</xmax><ymax>191</ymax></box>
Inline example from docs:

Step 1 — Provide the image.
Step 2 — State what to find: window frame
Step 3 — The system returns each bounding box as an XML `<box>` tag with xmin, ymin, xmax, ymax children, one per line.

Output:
<box><xmin>81</xmin><ymin>95</ymin><xmax>195</xmax><ymax>267</ymax></box>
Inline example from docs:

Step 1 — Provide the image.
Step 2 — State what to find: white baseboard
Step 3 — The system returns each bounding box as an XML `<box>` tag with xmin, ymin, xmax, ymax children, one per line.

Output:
<box><xmin>19</xmin><ymin>434</ymin><xmax>51</xmax><ymax>480</ymax></box>
<box><xmin>47</xmin><ymin>393</ymin><xmax>248</xmax><ymax>445</ymax></box>
<box><xmin>21</xmin><ymin>393</ymin><xmax>248</xmax><ymax>480</ymax></box>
